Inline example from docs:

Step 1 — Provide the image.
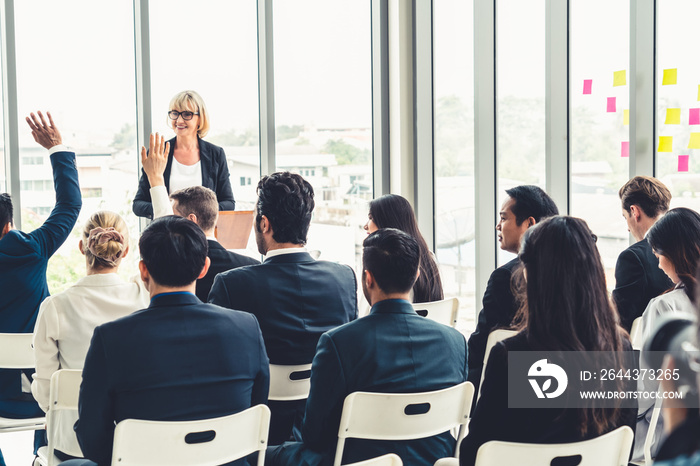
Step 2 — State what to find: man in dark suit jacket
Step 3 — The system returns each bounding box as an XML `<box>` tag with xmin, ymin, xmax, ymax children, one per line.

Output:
<box><xmin>139</xmin><ymin>134</ymin><xmax>260</xmax><ymax>301</ymax></box>
<box><xmin>71</xmin><ymin>216</ymin><xmax>269</xmax><ymax>466</ymax></box>
<box><xmin>467</xmin><ymin>185</ymin><xmax>558</xmax><ymax>401</ymax></box>
<box><xmin>209</xmin><ymin>172</ymin><xmax>357</xmax><ymax>445</ymax></box>
<box><xmin>613</xmin><ymin>176</ymin><xmax>674</xmax><ymax>331</ymax></box>
<box><xmin>0</xmin><ymin>113</ymin><xmax>81</xmax><ymax>460</ymax></box>
<box><xmin>266</xmin><ymin>228</ymin><xmax>468</xmax><ymax>466</ymax></box>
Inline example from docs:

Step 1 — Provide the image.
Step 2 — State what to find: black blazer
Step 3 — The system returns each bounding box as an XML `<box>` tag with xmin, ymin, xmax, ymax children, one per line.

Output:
<box><xmin>132</xmin><ymin>137</ymin><xmax>235</xmax><ymax>219</ymax></box>
<box><xmin>467</xmin><ymin>258</ymin><xmax>520</xmax><ymax>401</ymax></box>
<box><xmin>74</xmin><ymin>293</ymin><xmax>269</xmax><ymax>466</ymax></box>
<box><xmin>195</xmin><ymin>240</ymin><xmax>260</xmax><ymax>302</ymax></box>
<box><xmin>460</xmin><ymin>332</ymin><xmax>637</xmax><ymax>466</ymax></box>
<box><xmin>612</xmin><ymin>238</ymin><xmax>673</xmax><ymax>331</ymax></box>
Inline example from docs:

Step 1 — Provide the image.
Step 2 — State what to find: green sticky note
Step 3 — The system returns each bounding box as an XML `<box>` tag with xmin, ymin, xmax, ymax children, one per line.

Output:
<box><xmin>663</xmin><ymin>68</ymin><xmax>677</xmax><ymax>85</ymax></box>
<box><xmin>689</xmin><ymin>133</ymin><xmax>700</xmax><ymax>149</ymax></box>
<box><xmin>658</xmin><ymin>136</ymin><xmax>673</xmax><ymax>152</ymax></box>
<box><xmin>623</xmin><ymin>109</ymin><xmax>629</xmax><ymax>126</ymax></box>
<box><xmin>665</xmin><ymin>108</ymin><xmax>681</xmax><ymax>125</ymax></box>
<box><xmin>613</xmin><ymin>70</ymin><xmax>626</xmax><ymax>87</ymax></box>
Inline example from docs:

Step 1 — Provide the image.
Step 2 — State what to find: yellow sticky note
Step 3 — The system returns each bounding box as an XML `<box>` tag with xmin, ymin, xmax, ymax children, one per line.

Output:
<box><xmin>623</xmin><ymin>109</ymin><xmax>629</xmax><ymax>126</ymax></box>
<box><xmin>697</xmin><ymin>84</ymin><xmax>700</xmax><ymax>101</ymax></box>
<box><xmin>658</xmin><ymin>136</ymin><xmax>673</xmax><ymax>152</ymax></box>
<box><xmin>663</xmin><ymin>68</ymin><xmax>677</xmax><ymax>85</ymax></box>
<box><xmin>613</xmin><ymin>70</ymin><xmax>626</xmax><ymax>87</ymax></box>
<box><xmin>665</xmin><ymin>108</ymin><xmax>681</xmax><ymax>124</ymax></box>
<box><xmin>689</xmin><ymin>133</ymin><xmax>700</xmax><ymax>149</ymax></box>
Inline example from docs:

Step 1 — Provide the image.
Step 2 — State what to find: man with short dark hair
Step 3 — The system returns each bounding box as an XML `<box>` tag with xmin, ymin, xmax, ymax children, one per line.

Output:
<box><xmin>139</xmin><ymin>133</ymin><xmax>260</xmax><ymax>301</ymax></box>
<box><xmin>266</xmin><ymin>228</ymin><xmax>467</xmax><ymax>466</ymax></box>
<box><xmin>613</xmin><ymin>176</ymin><xmax>674</xmax><ymax>331</ymax></box>
<box><xmin>209</xmin><ymin>171</ymin><xmax>357</xmax><ymax>445</ymax></box>
<box><xmin>0</xmin><ymin>113</ymin><xmax>81</xmax><ymax>461</ymax></box>
<box><xmin>73</xmin><ymin>216</ymin><xmax>269</xmax><ymax>466</ymax></box>
<box><xmin>467</xmin><ymin>185</ymin><xmax>558</xmax><ymax>399</ymax></box>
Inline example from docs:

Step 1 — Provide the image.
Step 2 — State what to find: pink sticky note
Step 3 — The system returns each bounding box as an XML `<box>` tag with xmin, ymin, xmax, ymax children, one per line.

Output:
<box><xmin>691</xmin><ymin>108</ymin><xmax>700</xmax><ymax>125</ymax></box>
<box><xmin>583</xmin><ymin>79</ymin><xmax>592</xmax><ymax>95</ymax></box>
<box><xmin>679</xmin><ymin>155</ymin><xmax>690</xmax><ymax>172</ymax></box>
<box><xmin>607</xmin><ymin>97</ymin><xmax>616</xmax><ymax>112</ymax></box>
<box><xmin>621</xmin><ymin>141</ymin><xmax>629</xmax><ymax>158</ymax></box>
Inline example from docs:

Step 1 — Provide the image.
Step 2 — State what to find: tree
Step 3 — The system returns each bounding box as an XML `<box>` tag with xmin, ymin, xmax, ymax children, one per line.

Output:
<box><xmin>111</xmin><ymin>123</ymin><xmax>136</xmax><ymax>151</ymax></box>
<box><xmin>322</xmin><ymin>139</ymin><xmax>370</xmax><ymax>165</ymax></box>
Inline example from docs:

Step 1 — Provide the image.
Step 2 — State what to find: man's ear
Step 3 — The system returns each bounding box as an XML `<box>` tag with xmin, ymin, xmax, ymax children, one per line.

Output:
<box><xmin>198</xmin><ymin>256</ymin><xmax>211</xmax><ymax>280</ymax></box>
<box><xmin>139</xmin><ymin>260</ymin><xmax>151</xmax><ymax>288</ymax></box>
<box><xmin>259</xmin><ymin>215</ymin><xmax>271</xmax><ymax>234</ymax></box>
<box><xmin>630</xmin><ymin>205</ymin><xmax>642</xmax><ymax>221</ymax></box>
<box><xmin>0</xmin><ymin>221</ymin><xmax>10</xmax><ymax>238</ymax></box>
<box><xmin>526</xmin><ymin>216</ymin><xmax>536</xmax><ymax>228</ymax></box>
<box><xmin>364</xmin><ymin>269</ymin><xmax>375</xmax><ymax>289</ymax></box>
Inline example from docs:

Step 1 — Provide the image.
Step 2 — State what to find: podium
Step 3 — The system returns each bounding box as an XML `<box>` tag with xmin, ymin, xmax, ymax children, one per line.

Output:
<box><xmin>215</xmin><ymin>210</ymin><xmax>254</xmax><ymax>250</ymax></box>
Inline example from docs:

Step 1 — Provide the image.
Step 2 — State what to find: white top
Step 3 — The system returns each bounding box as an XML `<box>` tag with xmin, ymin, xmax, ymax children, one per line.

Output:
<box><xmin>168</xmin><ymin>157</ymin><xmax>202</xmax><ymax>194</ymax></box>
<box><xmin>640</xmin><ymin>287</ymin><xmax>694</xmax><ymax>342</ymax></box>
<box><xmin>32</xmin><ymin>273</ymin><xmax>150</xmax><ymax>411</ymax></box>
<box><xmin>264</xmin><ymin>247</ymin><xmax>308</xmax><ymax>260</ymax></box>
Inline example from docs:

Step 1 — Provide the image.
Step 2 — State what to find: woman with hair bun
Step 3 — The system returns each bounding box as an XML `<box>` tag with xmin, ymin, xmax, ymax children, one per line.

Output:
<box><xmin>32</xmin><ymin>211</ymin><xmax>149</xmax><ymax>459</ymax></box>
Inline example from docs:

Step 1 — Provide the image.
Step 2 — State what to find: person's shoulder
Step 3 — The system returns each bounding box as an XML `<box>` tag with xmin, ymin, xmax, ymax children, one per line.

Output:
<box><xmin>314</xmin><ymin>259</ymin><xmax>355</xmax><ymax>276</ymax></box>
<box><xmin>225</xmin><ymin>250</ymin><xmax>260</xmax><ymax>266</ymax></box>
<box><xmin>198</xmin><ymin>138</ymin><xmax>224</xmax><ymax>155</ymax></box>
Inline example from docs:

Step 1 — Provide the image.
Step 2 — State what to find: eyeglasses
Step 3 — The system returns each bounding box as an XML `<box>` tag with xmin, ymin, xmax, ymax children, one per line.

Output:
<box><xmin>168</xmin><ymin>110</ymin><xmax>199</xmax><ymax>121</ymax></box>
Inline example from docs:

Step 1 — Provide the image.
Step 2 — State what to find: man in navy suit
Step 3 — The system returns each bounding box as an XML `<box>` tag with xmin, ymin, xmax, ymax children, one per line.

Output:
<box><xmin>467</xmin><ymin>185</ymin><xmax>557</xmax><ymax>402</ymax></box>
<box><xmin>138</xmin><ymin>133</ymin><xmax>260</xmax><ymax>301</ymax></box>
<box><xmin>266</xmin><ymin>228</ymin><xmax>468</xmax><ymax>466</ymax></box>
<box><xmin>71</xmin><ymin>216</ymin><xmax>269</xmax><ymax>466</ymax></box>
<box><xmin>0</xmin><ymin>112</ymin><xmax>81</xmax><ymax>462</ymax></box>
<box><xmin>613</xmin><ymin>176</ymin><xmax>674</xmax><ymax>331</ymax></box>
<box><xmin>209</xmin><ymin>171</ymin><xmax>357</xmax><ymax>445</ymax></box>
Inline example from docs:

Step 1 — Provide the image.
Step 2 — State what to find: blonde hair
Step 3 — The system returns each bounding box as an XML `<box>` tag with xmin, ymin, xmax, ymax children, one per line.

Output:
<box><xmin>82</xmin><ymin>211</ymin><xmax>129</xmax><ymax>270</ymax></box>
<box><xmin>168</xmin><ymin>90</ymin><xmax>210</xmax><ymax>138</ymax></box>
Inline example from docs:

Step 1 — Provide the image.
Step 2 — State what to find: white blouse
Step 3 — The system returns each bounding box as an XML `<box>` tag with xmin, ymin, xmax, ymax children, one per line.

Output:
<box><xmin>169</xmin><ymin>157</ymin><xmax>202</xmax><ymax>194</ymax></box>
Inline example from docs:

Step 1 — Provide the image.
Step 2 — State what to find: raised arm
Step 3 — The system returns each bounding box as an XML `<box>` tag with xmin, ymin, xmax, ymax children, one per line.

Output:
<box><xmin>142</xmin><ymin>133</ymin><xmax>173</xmax><ymax>219</ymax></box>
<box><xmin>25</xmin><ymin>111</ymin><xmax>81</xmax><ymax>257</ymax></box>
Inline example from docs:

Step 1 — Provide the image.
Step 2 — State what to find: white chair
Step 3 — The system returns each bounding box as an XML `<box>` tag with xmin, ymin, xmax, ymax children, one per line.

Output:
<box><xmin>110</xmin><ymin>404</ymin><xmax>271</xmax><ymax>466</ymax></box>
<box><xmin>0</xmin><ymin>333</ymin><xmax>45</xmax><ymax>432</ymax></box>
<box><xmin>268</xmin><ymin>364</ymin><xmax>312</xmax><ymax>401</ymax></box>
<box><xmin>471</xmin><ymin>425</ymin><xmax>634</xmax><ymax>466</ymax></box>
<box><xmin>333</xmin><ymin>381</ymin><xmax>474</xmax><ymax>466</ymax></box>
<box><xmin>476</xmin><ymin>329</ymin><xmax>517</xmax><ymax>402</ymax></box>
<box><xmin>346</xmin><ymin>453</ymin><xmax>403</xmax><ymax>466</ymax></box>
<box><xmin>412</xmin><ymin>298</ymin><xmax>460</xmax><ymax>328</ymax></box>
<box><xmin>36</xmin><ymin>369</ymin><xmax>83</xmax><ymax>466</ymax></box>
<box><xmin>629</xmin><ymin>317</ymin><xmax>643</xmax><ymax>350</ymax></box>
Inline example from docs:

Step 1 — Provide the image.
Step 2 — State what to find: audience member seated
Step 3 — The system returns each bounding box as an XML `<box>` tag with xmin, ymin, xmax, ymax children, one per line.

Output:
<box><xmin>460</xmin><ymin>216</ymin><xmax>637</xmax><ymax>466</ymax></box>
<box><xmin>466</xmin><ymin>185</ymin><xmax>558</xmax><ymax>401</ymax></box>
<box><xmin>31</xmin><ymin>210</ymin><xmax>148</xmax><ymax>459</ymax></box>
<box><xmin>364</xmin><ymin>194</ymin><xmax>443</xmax><ymax>303</ymax></box>
<box><xmin>613</xmin><ymin>176</ymin><xmax>673</xmax><ymax>331</ymax></box>
<box><xmin>132</xmin><ymin>90</ymin><xmax>235</xmax><ymax>219</ymax></box>
<box><xmin>0</xmin><ymin>112</ymin><xmax>81</xmax><ymax>462</ymax></box>
<box><xmin>209</xmin><ymin>171</ymin><xmax>357</xmax><ymax>445</ymax></box>
<box><xmin>634</xmin><ymin>207</ymin><xmax>700</xmax><ymax>459</ymax></box>
<box><xmin>266</xmin><ymin>228</ymin><xmax>468</xmax><ymax>466</ymax></box>
<box><xmin>65</xmin><ymin>216</ymin><xmax>269</xmax><ymax>466</ymax></box>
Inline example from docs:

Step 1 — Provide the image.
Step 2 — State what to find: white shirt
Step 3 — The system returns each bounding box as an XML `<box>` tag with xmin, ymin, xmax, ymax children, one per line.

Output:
<box><xmin>168</xmin><ymin>157</ymin><xmax>202</xmax><ymax>194</ymax></box>
<box><xmin>264</xmin><ymin>247</ymin><xmax>308</xmax><ymax>261</ymax></box>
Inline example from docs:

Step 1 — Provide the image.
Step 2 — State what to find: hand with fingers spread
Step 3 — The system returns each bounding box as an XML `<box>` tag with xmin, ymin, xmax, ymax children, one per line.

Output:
<box><xmin>25</xmin><ymin>111</ymin><xmax>63</xmax><ymax>149</ymax></box>
<box><xmin>141</xmin><ymin>133</ymin><xmax>170</xmax><ymax>188</ymax></box>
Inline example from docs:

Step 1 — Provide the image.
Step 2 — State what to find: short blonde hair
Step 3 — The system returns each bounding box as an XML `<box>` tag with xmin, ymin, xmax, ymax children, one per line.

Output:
<box><xmin>168</xmin><ymin>90</ymin><xmax>210</xmax><ymax>138</ymax></box>
<box><xmin>82</xmin><ymin>211</ymin><xmax>129</xmax><ymax>270</ymax></box>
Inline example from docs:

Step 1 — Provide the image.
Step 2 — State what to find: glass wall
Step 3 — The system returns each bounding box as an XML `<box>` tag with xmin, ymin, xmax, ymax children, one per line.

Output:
<box><xmin>570</xmin><ymin>0</ymin><xmax>630</xmax><ymax>287</ymax></box>
<box><xmin>434</xmin><ymin>0</ymin><xmax>475</xmax><ymax>332</ymax></box>
<box><xmin>273</xmin><ymin>0</ymin><xmax>372</xmax><ymax>279</ymax></box>
<box><xmin>656</xmin><ymin>0</ymin><xmax>700</xmax><ymax>212</ymax></box>
<box><xmin>14</xmin><ymin>0</ymin><xmax>137</xmax><ymax>293</ymax></box>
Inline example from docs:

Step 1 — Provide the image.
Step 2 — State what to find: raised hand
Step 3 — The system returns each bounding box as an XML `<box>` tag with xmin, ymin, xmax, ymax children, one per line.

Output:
<box><xmin>26</xmin><ymin>111</ymin><xmax>62</xmax><ymax>149</ymax></box>
<box><xmin>141</xmin><ymin>133</ymin><xmax>170</xmax><ymax>187</ymax></box>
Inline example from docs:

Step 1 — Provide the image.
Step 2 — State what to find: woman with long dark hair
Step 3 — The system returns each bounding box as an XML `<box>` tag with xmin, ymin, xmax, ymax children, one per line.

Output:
<box><xmin>459</xmin><ymin>216</ymin><xmax>636</xmax><ymax>465</ymax></box>
<box><xmin>364</xmin><ymin>194</ymin><xmax>443</xmax><ymax>303</ymax></box>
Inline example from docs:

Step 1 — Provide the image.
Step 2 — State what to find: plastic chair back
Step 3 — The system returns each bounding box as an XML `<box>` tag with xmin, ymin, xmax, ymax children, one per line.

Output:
<box><xmin>412</xmin><ymin>298</ymin><xmax>459</xmax><ymax>328</ymax></box>
<box><xmin>334</xmin><ymin>382</ymin><xmax>474</xmax><ymax>466</ymax></box>
<box><xmin>111</xmin><ymin>404</ymin><xmax>271</xmax><ymax>466</ymax></box>
<box><xmin>346</xmin><ymin>453</ymin><xmax>403</xmax><ymax>466</ymax></box>
<box><xmin>629</xmin><ymin>317</ymin><xmax>643</xmax><ymax>350</ymax></box>
<box><xmin>0</xmin><ymin>333</ymin><xmax>35</xmax><ymax>368</ymax></box>
<box><xmin>473</xmin><ymin>425</ymin><xmax>634</xmax><ymax>466</ymax></box>
<box><xmin>37</xmin><ymin>369</ymin><xmax>83</xmax><ymax>466</ymax></box>
<box><xmin>269</xmin><ymin>364</ymin><xmax>312</xmax><ymax>401</ymax></box>
<box><xmin>477</xmin><ymin>329</ymin><xmax>517</xmax><ymax>402</ymax></box>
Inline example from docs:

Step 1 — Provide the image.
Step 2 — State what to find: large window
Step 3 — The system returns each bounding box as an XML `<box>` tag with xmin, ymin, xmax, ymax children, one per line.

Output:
<box><xmin>14</xmin><ymin>0</ymin><xmax>137</xmax><ymax>293</ymax></box>
<box><xmin>656</xmin><ymin>0</ymin><xmax>700</xmax><ymax>213</ymax></box>
<box><xmin>273</xmin><ymin>0</ymin><xmax>372</xmax><ymax>279</ymax></box>
<box><xmin>434</xmin><ymin>0</ymin><xmax>475</xmax><ymax>332</ymax></box>
<box><xmin>570</xmin><ymin>0</ymin><xmax>630</xmax><ymax>286</ymax></box>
